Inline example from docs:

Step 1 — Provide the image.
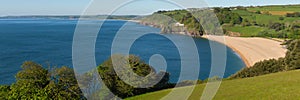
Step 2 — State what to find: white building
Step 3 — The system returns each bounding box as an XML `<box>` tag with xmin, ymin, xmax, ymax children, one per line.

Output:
<box><xmin>175</xmin><ymin>22</ymin><xmax>184</xmax><ymax>27</ymax></box>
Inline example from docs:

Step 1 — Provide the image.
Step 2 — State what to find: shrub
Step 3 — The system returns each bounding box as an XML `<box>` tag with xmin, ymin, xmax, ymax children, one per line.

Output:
<box><xmin>269</xmin><ymin>22</ymin><xmax>285</xmax><ymax>31</ymax></box>
<box><xmin>279</xmin><ymin>17</ymin><xmax>284</xmax><ymax>20</ymax></box>
<box><xmin>255</xmin><ymin>10</ymin><xmax>261</xmax><ymax>14</ymax></box>
<box><xmin>97</xmin><ymin>55</ymin><xmax>171</xmax><ymax>99</ymax></box>
<box><xmin>286</xmin><ymin>12</ymin><xmax>300</xmax><ymax>17</ymax></box>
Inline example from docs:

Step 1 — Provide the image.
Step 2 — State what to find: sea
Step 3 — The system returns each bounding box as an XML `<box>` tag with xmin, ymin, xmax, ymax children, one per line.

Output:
<box><xmin>0</xmin><ymin>18</ymin><xmax>245</xmax><ymax>84</ymax></box>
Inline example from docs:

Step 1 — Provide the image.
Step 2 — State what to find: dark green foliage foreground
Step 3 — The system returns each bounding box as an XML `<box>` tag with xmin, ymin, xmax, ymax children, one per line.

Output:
<box><xmin>96</xmin><ymin>55</ymin><xmax>171</xmax><ymax>99</ymax></box>
<box><xmin>230</xmin><ymin>39</ymin><xmax>300</xmax><ymax>79</ymax></box>
<box><xmin>0</xmin><ymin>62</ymin><xmax>85</xmax><ymax>99</ymax></box>
<box><xmin>0</xmin><ymin>55</ymin><xmax>172</xmax><ymax>99</ymax></box>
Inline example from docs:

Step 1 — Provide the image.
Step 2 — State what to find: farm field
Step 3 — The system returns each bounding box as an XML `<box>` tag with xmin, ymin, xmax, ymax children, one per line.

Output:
<box><xmin>225</xmin><ymin>5</ymin><xmax>300</xmax><ymax>38</ymax></box>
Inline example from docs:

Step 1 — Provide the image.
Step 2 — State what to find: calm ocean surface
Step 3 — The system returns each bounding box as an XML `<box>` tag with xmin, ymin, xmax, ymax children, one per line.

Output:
<box><xmin>0</xmin><ymin>18</ymin><xmax>245</xmax><ymax>84</ymax></box>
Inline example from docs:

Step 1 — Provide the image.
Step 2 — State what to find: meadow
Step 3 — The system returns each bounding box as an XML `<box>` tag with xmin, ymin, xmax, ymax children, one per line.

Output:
<box><xmin>224</xmin><ymin>25</ymin><xmax>269</xmax><ymax>37</ymax></box>
<box><xmin>225</xmin><ymin>5</ymin><xmax>300</xmax><ymax>38</ymax></box>
<box><xmin>127</xmin><ymin>70</ymin><xmax>300</xmax><ymax>100</ymax></box>
<box><xmin>247</xmin><ymin>5</ymin><xmax>300</xmax><ymax>15</ymax></box>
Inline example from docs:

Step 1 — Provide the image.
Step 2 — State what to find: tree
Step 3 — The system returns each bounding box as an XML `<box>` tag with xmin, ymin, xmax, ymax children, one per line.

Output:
<box><xmin>286</xmin><ymin>12</ymin><xmax>300</xmax><ymax>17</ymax></box>
<box><xmin>285</xmin><ymin>40</ymin><xmax>300</xmax><ymax>70</ymax></box>
<box><xmin>279</xmin><ymin>17</ymin><xmax>284</xmax><ymax>20</ymax></box>
<box><xmin>241</xmin><ymin>19</ymin><xmax>251</xmax><ymax>27</ymax></box>
<box><xmin>230</xmin><ymin>13</ymin><xmax>243</xmax><ymax>25</ymax></box>
<box><xmin>9</xmin><ymin>61</ymin><xmax>49</xmax><ymax>99</ymax></box>
<box><xmin>98</xmin><ymin>55</ymin><xmax>170</xmax><ymax>98</ymax></box>
<box><xmin>0</xmin><ymin>85</ymin><xmax>10</xmax><ymax>99</ymax></box>
<box><xmin>269</xmin><ymin>22</ymin><xmax>285</xmax><ymax>31</ymax></box>
<box><xmin>255</xmin><ymin>10</ymin><xmax>261</xmax><ymax>14</ymax></box>
<box><xmin>44</xmin><ymin>66</ymin><xmax>84</xmax><ymax>99</ymax></box>
<box><xmin>7</xmin><ymin>61</ymin><xmax>85</xmax><ymax>99</ymax></box>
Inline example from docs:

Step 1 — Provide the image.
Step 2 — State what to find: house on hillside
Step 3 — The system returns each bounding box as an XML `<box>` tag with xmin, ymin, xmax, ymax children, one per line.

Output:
<box><xmin>174</xmin><ymin>22</ymin><xmax>184</xmax><ymax>27</ymax></box>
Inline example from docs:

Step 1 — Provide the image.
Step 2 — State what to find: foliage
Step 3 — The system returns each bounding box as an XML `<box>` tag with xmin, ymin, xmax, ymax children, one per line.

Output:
<box><xmin>0</xmin><ymin>55</ymin><xmax>173</xmax><ymax>99</ymax></box>
<box><xmin>97</xmin><ymin>55</ymin><xmax>171</xmax><ymax>99</ymax></box>
<box><xmin>143</xmin><ymin>10</ymin><xmax>205</xmax><ymax>36</ymax></box>
<box><xmin>284</xmin><ymin>39</ymin><xmax>300</xmax><ymax>70</ymax></box>
<box><xmin>214</xmin><ymin>8</ymin><xmax>243</xmax><ymax>25</ymax></box>
<box><xmin>142</xmin><ymin>5</ymin><xmax>300</xmax><ymax>39</ymax></box>
<box><xmin>0</xmin><ymin>85</ymin><xmax>10</xmax><ymax>99</ymax></box>
<box><xmin>141</xmin><ymin>8</ymin><xmax>242</xmax><ymax>36</ymax></box>
<box><xmin>227</xmin><ymin>7</ymin><xmax>300</xmax><ymax>39</ymax></box>
<box><xmin>2</xmin><ymin>61</ymin><xmax>85</xmax><ymax>100</ymax></box>
<box><xmin>229</xmin><ymin>59</ymin><xmax>285</xmax><ymax>79</ymax></box>
<box><xmin>255</xmin><ymin>10</ymin><xmax>261</xmax><ymax>14</ymax></box>
<box><xmin>268</xmin><ymin>22</ymin><xmax>285</xmax><ymax>31</ymax></box>
<box><xmin>279</xmin><ymin>17</ymin><xmax>284</xmax><ymax>20</ymax></box>
<box><xmin>286</xmin><ymin>12</ymin><xmax>300</xmax><ymax>17</ymax></box>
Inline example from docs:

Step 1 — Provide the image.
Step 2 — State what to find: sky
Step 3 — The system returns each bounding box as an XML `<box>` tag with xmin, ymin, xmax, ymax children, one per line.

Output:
<box><xmin>0</xmin><ymin>0</ymin><xmax>300</xmax><ymax>16</ymax></box>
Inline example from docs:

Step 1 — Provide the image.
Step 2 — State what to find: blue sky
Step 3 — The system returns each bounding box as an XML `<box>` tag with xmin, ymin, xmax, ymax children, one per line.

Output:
<box><xmin>0</xmin><ymin>0</ymin><xmax>300</xmax><ymax>16</ymax></box>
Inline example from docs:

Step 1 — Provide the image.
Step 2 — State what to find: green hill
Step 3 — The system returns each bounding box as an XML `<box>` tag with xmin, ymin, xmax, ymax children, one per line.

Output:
<box><xmin>127</xmin><ymin>70</ymin><xmax>300</xmax><ymax>100</ymax></box>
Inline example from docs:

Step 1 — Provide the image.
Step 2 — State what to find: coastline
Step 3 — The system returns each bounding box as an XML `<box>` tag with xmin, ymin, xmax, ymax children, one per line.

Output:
<box><xmin>201</xmin><ymin>35</ymin><xmax>250</xmax><ymax>67</ymax></box>
<box><xmin>127</xmin><ymin>19</ymin><xmax>286</xmax><ymax>68</ymax></box>
<box><xmin>202</xmin><ymin>35</ymin><xmax>287</xmax><ymax>67</ymax></box>
<box><xmin>225</xmin><ymin>42</ymin><xmax>251</xmax><ymax>67</ymax></box>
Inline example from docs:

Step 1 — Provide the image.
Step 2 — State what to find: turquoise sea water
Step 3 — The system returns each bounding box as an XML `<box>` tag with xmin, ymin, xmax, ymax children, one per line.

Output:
<box><xmin>0</xmin><ymin>18</ymin><xmax>245</xmax><ymax>84</ymax></box>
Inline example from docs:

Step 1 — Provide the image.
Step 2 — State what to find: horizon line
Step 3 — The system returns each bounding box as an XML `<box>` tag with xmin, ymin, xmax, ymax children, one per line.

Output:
<box><xmin>1</xmin><ymin>3</ymin><xmax>299</xmax><ymax>16</ymax></box>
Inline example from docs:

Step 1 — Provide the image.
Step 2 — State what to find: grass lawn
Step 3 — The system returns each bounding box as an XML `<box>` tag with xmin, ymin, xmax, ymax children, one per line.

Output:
<box><xmin>232</xmin><ymin>9</ymin><xmax>300</xmax><ymax>25</ymax></box>
<box><xmin>224</xmin><ymin>26</ymin><xmax>269</xmax><ymax>37</ymax></box>
<box><xmin>126</xmin><ymin>70</ymin><xmax>300</xmax><ymax>100</ymax></box>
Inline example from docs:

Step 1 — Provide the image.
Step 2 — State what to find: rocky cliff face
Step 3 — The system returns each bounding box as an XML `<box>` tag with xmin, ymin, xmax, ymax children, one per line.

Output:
<box><xmin>139</xmin><ymin>21</ymin><xmax>203</xmax><ymax>37</ymax></box>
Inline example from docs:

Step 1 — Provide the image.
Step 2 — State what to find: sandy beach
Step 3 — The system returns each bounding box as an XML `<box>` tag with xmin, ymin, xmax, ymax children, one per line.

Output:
<box><xmin>203</xmin><ymin>35</ymin><xmax>287</xmax><ymax>67</ymax></box>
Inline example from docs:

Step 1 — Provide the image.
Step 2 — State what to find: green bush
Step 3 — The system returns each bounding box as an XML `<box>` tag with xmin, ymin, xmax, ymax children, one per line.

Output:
<box><xmin>2</xmin><ymin>62</ymin><xmax>85</xmax><ymax>100</ymax></box>
<box><xmin>97</xmin><ymin>55</ymin><xmax>171</xmax><ymax>99</ymax></box>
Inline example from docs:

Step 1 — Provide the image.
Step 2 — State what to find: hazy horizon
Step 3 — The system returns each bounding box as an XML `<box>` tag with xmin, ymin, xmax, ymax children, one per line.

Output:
<box><xmin>1</xmin><ymin>0</ymin><xmax>300</xmax><ymax>16</ymax></box>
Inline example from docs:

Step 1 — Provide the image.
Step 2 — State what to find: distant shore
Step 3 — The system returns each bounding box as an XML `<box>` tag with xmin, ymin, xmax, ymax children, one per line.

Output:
<box><xmin>202</xmin><ymin>35</ymin><xmax>287</xmax><ymax>67</ymax></box>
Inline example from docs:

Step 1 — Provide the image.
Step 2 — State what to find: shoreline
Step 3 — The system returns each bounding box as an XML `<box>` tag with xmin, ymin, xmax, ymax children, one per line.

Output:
<box><xmin>202</xmin><ymin>35</ymin><xmax>287</xmax><ymax>67</ymax></box>
<box><xmin>127</xmin><ymin>19</ymin><xmax>286</xmax><ymax>68</ymax></box>
<box><xmin>226</xmin><ymin>43</ymin><xmax>251</xmax><ymax>67</ymax></box>
<box><xmin>201</xmin><ymin>35</ymin><xmax>251</xmax><ymax>67</ymax></box>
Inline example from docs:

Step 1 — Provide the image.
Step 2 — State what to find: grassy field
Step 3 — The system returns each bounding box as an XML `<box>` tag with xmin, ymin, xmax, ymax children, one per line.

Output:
<box><xmin>225</xmin><ymin>5</ymin><xmax>300</xmax><ymax>37</ymax></box>
<box><xmin>247</xmin><ymin>5</ymin><xmax>300</xmax><ymax>11</ymax></box>
<box><xmin>247</xmin><ymin>5</ymin><xmax>300</xmax><ymax>15</ymax></box>
<box><xmin>224</xmin><ymin>26</ymin><xmax>269</xmax><ymax>37</ymax></box>
<box><xmin>238</xmin><ymin>5</ymin><xmax>300</xmax><ymax>24</ymax></box>
<box><xmin>126</xmin><ymin>70</ymin><xmax>300</xmax><ymax>100</ymax></box>
<box><xmin>232</xmin><ymin>10</ymin><xmax>300</xmax><ymax>25</ymax></box>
